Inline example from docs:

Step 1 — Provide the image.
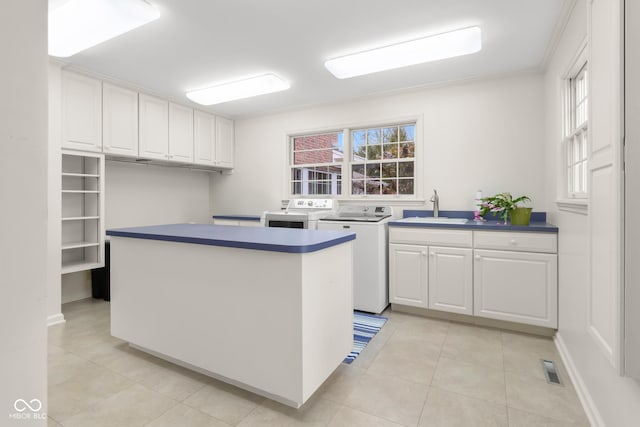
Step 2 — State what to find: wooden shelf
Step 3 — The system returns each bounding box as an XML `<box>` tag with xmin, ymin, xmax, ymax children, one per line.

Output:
<box><xmin>61</xmin><ymin>150</ymin><xmax>105</xmax><ymax>275</ymax></box>
<box><xmin>61</xmin><ymin>260</ymin><xmax>103</xmax><ymax>275</ymax></box>
<box><xmin>62</xmin><ymin>190</ymin><xmax>100</xmax><ymax>194</ymax></box>
<box><xmin>62</xmin><ymin>216</ymin><xmax>100</xmax><ymax>221</ymax></box>
<box><xmin>62</xmin><ymin>172</ymin><xmax>100</xmax><ymax>178</ymax></box>
<box><xmin>62</xmin><ymin>242</ymin><xmax>100</xmax><ymax>250</ymax></box>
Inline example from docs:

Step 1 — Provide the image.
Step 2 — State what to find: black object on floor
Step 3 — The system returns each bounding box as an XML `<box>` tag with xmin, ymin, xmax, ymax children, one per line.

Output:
<box><xmin>91</xmin><ymin>240</ymin><xmax>110</xmax><ymax>301</ymax></box>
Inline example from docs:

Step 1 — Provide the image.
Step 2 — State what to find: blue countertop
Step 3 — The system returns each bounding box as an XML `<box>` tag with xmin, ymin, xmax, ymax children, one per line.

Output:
<box><xmin>212</xmin><ymin>214</ymin><xmax>261</xmax><ymax>221</ymax></box>
<box><xmin>391</xmin><ymin>210</ymin><xmax>558</xmax><ymax>232</ymax></box>
<box><xmin>106</xmin><ymin>223</ymin><xmax>356</xmax><ymax>253</ymax></box>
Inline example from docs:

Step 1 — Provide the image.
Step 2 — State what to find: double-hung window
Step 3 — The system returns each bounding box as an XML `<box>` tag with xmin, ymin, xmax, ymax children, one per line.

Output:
<box><xmin>289</xmin><ymin>121</ymin><xmax>417</xmax><ymax>198</ymax></box>
<box><xmin>565</xmin><ymin>60</ymin><xmax>588</xmax><ymax>198</ymax></box>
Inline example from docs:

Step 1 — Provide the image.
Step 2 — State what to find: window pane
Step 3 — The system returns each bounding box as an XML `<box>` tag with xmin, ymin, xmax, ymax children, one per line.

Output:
<box><xmin>293</xmin><ymin>137</ymin><xmax>305</xmax><ymax>150</ymax></box>
<box><xmin>383</xmin><ymin>143</ymin><xmax>398</xmax><ymax>159</ymax></box>
<box><xmin>352</xmin><ymin>130</ymin><xmax>366</xmax><ymax>158</ymax></box>
<box><xmin>366</xmin><ymin>179</ymin><xmax>381</xmax><ymax>195</ymax></box>
<box><xmin>382</xmin><ymin>179</ymin><xmax>397</xmax><ymax>195</ymax></box>
<box><xmin>398</xmin><ymin>161</ymin><xmax>414</xmax><ymax>178</ymax></box>
<box><xmin>292</xmin><ymin>181</ymin><xmax>301</xmax><ymax>194</ymax></box>
<box><xmin>399</xmin><ymin>142</ymin><xmax>415</xmax><ymax>158</ymax></box>
<box><xmin>366</xmin><ymin>163</ymin><xmax>381</xmax><ymax>178</ymax></box>
<box><xmin>383</xmin><ymin>127</ymin><xmax>398</xmax><ymax>143</ymax></box>
<box><xmin>352</xmin><ymin>164</ymin><xmax>364</xmax><ymax>179</ymax></box>
<box><xmin>352</xmin><ymin>180</ymin><xmax>365</xmax><ymax>195</ymax></box>
<box><xmin>294</xmin><ymin>149</ymin><xmax>338</xmax><ymax>165</ymax></box>
<box><xmin>367</xmin><ymin>144</ymin><xmax>382</xmax><ymax>160</ymax></box>
<box><xmin>398</xmin><ymin>179</ymin><xmax>414</xmax><ymax>195</ymax></box>
<box><xmin>400</xmin><ymin>125</ymin><xmax>415</xmax><ymax>142</ymax></box>
<box><xmin>382</xmin><ymin>163</ymin><xmax>397</xmax><ymax>178</ymax></box>
<box><xmin>367</xmin><ymin>129</ymin><xmax>381</xmax><ymax>145</ymax></box>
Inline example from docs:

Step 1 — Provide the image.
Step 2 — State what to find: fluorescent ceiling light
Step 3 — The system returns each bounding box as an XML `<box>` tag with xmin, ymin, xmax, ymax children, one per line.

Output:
<box><xmin>186</xmin><ymin>74</ymin><xmax>290</xmax><ymax>106</ymax></box>
<box><xmin>324</xmin><ymin>26</ymin><xmax>482</xmax><ymax>79</ymax></box>
<box><xmin>49</xmin><ymin>0</ymin><xmax>160</xmax><ymax>57</ymax></box>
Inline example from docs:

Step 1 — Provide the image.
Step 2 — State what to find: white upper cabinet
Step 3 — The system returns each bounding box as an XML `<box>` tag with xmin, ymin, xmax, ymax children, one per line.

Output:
<box><xmin>168</xmin><ymin>103</ymin><xmax>194</xmax><ymax>163</ymax></box>
<box><xmin>194</xmin><ymin>110</ymin><xmax>217</xmax><ymax>166</ymax></box>
<box><xmin>102</xmin><ymin>83</ymin><xmax>138</xmax><ymax>158</ymax></box>
<box><xmin>139</xmin><ymin>94</ymin><xmax>169</xmax><ymax>160</ymax></box>
<box><xmin>62</xmin><ymin>71</ymin><xmax>102</xmax><ymax>152</ymax></box>
<box><xmin>216</xmin><ymin>116</ymin><xmax>234</xmax><ymax>168</ymax></box>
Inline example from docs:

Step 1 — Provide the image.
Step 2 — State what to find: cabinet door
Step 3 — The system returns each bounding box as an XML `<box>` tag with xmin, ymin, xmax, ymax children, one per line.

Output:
<box><xmin>194</xmin><ymin>110</ymin><xmax>216</xmax><ymax>166</ymax></box>
<box><xmin>428</xmin><ymin>246</ymin><xmax>473</xmax><ymax>315</ymax></box>
<box><xmin>389</xmin><ymin>243</ymin><xmax>428</xmax><ymax>308</ymax></box>
<box><xmin>62</xmin><ymin>71</ymin><xmax>102</xmax><ymax>152</ymax></box>
<box><xmin>139</xmin><ymin>94</ymin><xmax>169</xmax><ymax>160</ymax></box>
<box><xmin>168</xmin><ymin>103</ymin><xmax>194</xmax><ymax>163</ymax></box>
<box><xmin>474</xmin><ymin>249</ymin><xmax>558</xmax><ymax>328</ymax></box>
<box><xmin>103</xmin><ymin>83</ymin><xmax>138</xmax><ymax>158</ymax></box>
<box><xmin>215</xmin><ymin>116</ymin><xmax>234</xmax><ymax>168</ymax></box>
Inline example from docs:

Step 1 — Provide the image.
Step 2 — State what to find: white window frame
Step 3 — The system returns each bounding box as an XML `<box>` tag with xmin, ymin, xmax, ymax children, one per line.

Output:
<box><xmin>562</xmin><ymin>43</ymin><xmax>589</xmax><ymax>201</ymax></box>
<box><xmin>286</xmin><ymin>117</ymin><xmax>422</xmax><ymax>201</ymax></box>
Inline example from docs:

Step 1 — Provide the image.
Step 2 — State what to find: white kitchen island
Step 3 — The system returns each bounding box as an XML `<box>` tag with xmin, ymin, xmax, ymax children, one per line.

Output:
<box><xmin>106</xmin><ymin>223</ymin><xmax>355</xmax><ymax>408</ymax></box>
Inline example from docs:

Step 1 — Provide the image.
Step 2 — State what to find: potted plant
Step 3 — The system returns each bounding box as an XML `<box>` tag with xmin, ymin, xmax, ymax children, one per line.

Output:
<box><xmin>479</xmin><ymin>192</ymin><xmax>532</xmax><ymax>225</ymax></box>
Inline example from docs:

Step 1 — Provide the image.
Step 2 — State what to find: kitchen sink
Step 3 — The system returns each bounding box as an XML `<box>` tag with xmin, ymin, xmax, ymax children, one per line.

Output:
<box><xmin>396</xmin><ymin>217</ymin><xmax>469</xmax><ymax>224</ymax></box>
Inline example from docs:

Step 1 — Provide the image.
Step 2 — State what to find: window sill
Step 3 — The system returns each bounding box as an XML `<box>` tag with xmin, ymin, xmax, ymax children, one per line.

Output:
<box><xmin>556</xmin><ymin>198</ymin><xmax>589</xmax><ymax>215</ymax></box>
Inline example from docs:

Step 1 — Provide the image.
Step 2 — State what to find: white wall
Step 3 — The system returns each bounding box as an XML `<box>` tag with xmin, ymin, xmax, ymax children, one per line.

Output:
<box><xmin>545</xmin><ymin>1</ymin><xmax>640</xmax><ymax>426</ymax></box>
<box><xmin>105</xmin><ymin>161</ymin><xmax>211</xmax><ymax>228</ymax></box>
<box><xmin>0</xmin><ymin>0</ymin><xmax>48</xmax><ymax>425</ymax></box>
<box><xmin>211</xmin><ymin>73</ymin><xmax>547</xmax><ymax>215</ymax></box>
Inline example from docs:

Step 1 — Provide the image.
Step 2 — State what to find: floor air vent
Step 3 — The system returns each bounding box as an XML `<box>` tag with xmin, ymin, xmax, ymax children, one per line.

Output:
<box><xmin>541</xmin><ymin>359</ymin><xmax>562</xmax><ymax>385</ymax></box>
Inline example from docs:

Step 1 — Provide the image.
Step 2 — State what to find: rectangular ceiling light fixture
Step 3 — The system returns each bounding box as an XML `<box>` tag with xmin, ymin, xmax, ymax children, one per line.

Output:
<box><xmin>186</xmin><ymin>74</ymin><xmax>290</xmax><ymax>106</ymax></box>
<box><xmin>324</xmin><ymin>26</ymin><xmax>482</xmax><ymax>79</ymax></box>
<box><xmin>49</xmin><ymin>0</ymin><xmax>160</xmax><ymax>57</ymax></box>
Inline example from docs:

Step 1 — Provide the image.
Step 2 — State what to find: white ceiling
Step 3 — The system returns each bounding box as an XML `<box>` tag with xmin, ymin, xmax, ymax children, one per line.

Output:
<box><xmin>58</xmin><ymin>0</ymin><xmax>568</xmax><ymax>119</ymax></box>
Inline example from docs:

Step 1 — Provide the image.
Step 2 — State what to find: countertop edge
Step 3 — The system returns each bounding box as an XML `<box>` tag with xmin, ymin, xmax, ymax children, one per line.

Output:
<box><xmin>106</xmin><ymin>227</ymin><xmax>356</xmax><ymax>254</ymax></box>
<box><xmin>388</xmin><ymin>221</ymin><xmax>558</xmax><ymax>232</ymax></box>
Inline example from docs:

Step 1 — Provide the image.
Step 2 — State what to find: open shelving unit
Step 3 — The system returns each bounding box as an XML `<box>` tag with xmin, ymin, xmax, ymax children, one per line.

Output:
<box><xmin>61</xmin><ymin>150</ymin><xmax>105</xmax><ymax>274</ymax></box>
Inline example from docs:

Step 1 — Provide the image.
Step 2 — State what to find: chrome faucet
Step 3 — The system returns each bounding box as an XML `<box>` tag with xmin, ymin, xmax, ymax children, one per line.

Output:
<box><xmin>430</xmin><ymin>189</ymin><xmax>440</xmax><ymax>218</ymax></box>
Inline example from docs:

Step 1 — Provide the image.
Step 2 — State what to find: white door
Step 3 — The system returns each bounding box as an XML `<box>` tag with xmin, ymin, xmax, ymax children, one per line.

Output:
<box><xmin>102</xmin><ymin>83</ymin><xmax>138</xmax><ymax>158</ymax></box>
<box><xmin>215</xmin><ymin>116</ymin><xmax>234</xmax><ymax>168</ymax></box>
<box><xmin>474</xmin><ymin>249</ymin><xmax>557</xmax><ymax>328</ymax></box>
<box><xmin>428</xmin><ymin>246</ymin><xmax>473</xmax><ymax>315</ymax></box>
<box><xmin>168</xmin><ymin>103</ymin><xmax>194</xmax><ymax>163</ymax></box>
<box><xmin>194</xmin><ymin>110</ymin><xmax>216</xmax><ymax>166</ymax></box>
<box><xmin>389</xmin><ymin>243</ymin><xmax>428</xmax><ymax>308</ymax></box>
<box><xmin>61</xmin><ymin>71</ymin><xmax>102</xmax><ymax>152</ymax></box>
<box><xmin>139</xmin><ymin>94</ymin><xmax>168</xmax><ymax>160</ymax></box>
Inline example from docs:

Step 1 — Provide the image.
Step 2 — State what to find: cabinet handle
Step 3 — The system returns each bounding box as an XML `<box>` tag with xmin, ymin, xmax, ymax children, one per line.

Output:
<box><xmin>510</xmin><ymin>239</ymin><xmax>517</xmax><ymax>246</ymax></box>
<box><xmin>429</xmin><ymin>252</ymin><xmax>435</xmax><ymax>257</ymax></box>
<box><xmin>421</xmin><ymin>251</ymin><xmax>427</xmax><ymax>256</ymax></box>
<box><xmin>475</xmin><ymin>255</ymin><xmax>481</xmax><ymax>260</ymax></box>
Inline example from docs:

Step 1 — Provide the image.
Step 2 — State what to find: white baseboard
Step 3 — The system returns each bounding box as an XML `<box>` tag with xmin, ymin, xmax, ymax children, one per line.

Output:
<box><xmin>47</xmin><ymin>313</ymin><xmax>66</xmax><ymax>327</ymax></box>
<box><xmin>554</xmin><ymin>333</ymin><xmax>605</xmax><ymax>427</ymax></box>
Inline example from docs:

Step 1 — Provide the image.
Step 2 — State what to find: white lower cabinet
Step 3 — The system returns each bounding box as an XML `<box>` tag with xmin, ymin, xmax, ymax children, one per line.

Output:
<box><xmin>428</xmin><ymin>246</ymin><xmax>473</xmax><ymax>315</ymax></box>
<box><xmin>474</xmin><ymin>249</ymin><xmax>558</xmax><ymax>328</ymax></box>
<box><xmin>389</xmin><ymin>226</ymin><xmax>558</xmax><ymax>328</ymax></box>
<box><xmin>389</xmin><ymin>243</ymin><xmax>428</xmax><ymax>308</ymax></box>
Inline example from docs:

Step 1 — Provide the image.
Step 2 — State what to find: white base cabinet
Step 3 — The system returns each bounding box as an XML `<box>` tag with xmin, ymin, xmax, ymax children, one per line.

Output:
<box><xmin>389</xmin><ymin>227</ymin><xmax>558</xmax><ymax>328</ymax></box>
<box><xmin>429</xmin><ymin>246</ymin><xmax>473</xmax><ymax>315</ymax></box>
<box><xmin>474</xmin><ymin>249</ymin><xmax>558</xmax><ymax>328</ymax></box>
<box><xmin>389</xmin><ymin>243</ymin><xmax>428</xmax><ymax>308</ymax></box>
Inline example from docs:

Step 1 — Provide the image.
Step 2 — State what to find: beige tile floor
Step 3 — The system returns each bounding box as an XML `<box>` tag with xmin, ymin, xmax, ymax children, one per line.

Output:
<box><xmin>48</xmin><ymin>299</ymin><xmax>590</xmax><ymax>427</ymax></box>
